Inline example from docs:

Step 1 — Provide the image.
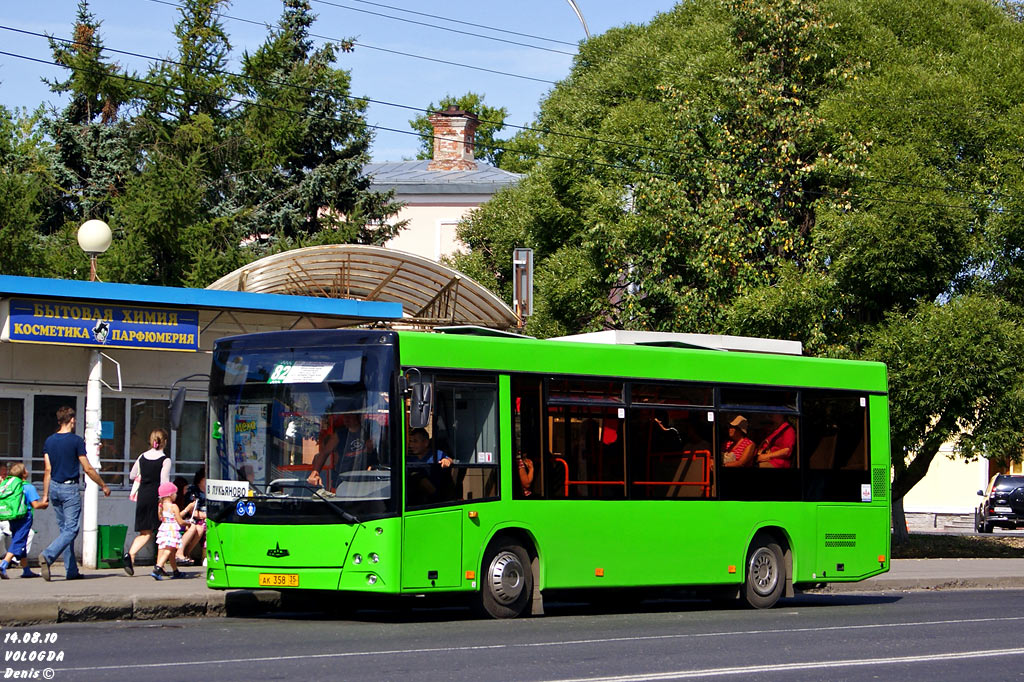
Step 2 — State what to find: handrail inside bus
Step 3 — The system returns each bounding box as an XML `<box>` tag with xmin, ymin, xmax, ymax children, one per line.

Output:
<box><xmin>553</xmin><ymin>457</ymin><xmax>626</xmax><ymax>497</ymax></box>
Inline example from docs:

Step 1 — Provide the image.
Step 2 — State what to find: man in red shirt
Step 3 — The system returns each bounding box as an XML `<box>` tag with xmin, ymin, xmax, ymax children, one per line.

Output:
<box><xmin>756</xmin><ymin>413</ymin><xmax>796</xmax><ymax>469</ymax></box>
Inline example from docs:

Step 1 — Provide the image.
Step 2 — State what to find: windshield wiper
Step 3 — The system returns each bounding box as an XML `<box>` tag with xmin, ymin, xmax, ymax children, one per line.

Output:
<box><xmin>267</xmin><ymin>479</ymin><xmax>360</xmax><ymax>524</ymax></box>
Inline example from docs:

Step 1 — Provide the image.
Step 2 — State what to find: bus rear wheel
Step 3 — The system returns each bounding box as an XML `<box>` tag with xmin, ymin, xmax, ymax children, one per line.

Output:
<box><xmin>479</xmin><ymin>543</ymin><xmax>533</xmax><ymax>619</ymax></box>
<box><xmin>742</xmin><ymin>537</ymin><xmax>785</xmax><ymax>609</ymax></box>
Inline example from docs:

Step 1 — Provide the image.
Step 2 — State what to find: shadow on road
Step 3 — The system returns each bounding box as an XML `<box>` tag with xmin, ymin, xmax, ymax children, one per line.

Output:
<box><xmin>224</xmin><ymin>587</ymin><xmax>902</xmax><ymax>623</ymax></box>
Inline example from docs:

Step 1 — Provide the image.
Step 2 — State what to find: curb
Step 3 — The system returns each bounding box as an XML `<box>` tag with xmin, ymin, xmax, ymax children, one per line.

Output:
<box><xmin>815</xmin><ymin>576</ymin><xmax>1024</xmax><ymax>593</ymax></box>
<box><xmin>0</xmin><ymin>593</ymin><xmax>229</xmax><ymax>627</ymax></box>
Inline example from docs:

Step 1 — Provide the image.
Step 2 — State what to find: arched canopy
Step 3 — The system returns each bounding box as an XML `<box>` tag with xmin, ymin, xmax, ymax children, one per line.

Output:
<box><xmin>207</xmin><ymin>244</ymin><xmax>518</xmax><ymax>330</ymax></box>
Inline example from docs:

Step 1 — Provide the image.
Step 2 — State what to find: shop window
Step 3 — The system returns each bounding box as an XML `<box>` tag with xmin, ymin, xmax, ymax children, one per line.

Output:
<box><xmin>131</xmin><ymin>398</ymin><xmax>207</xmax><ymax>479</ymax></box>
<box><xmin>175</xmin><ymin>401</ymin><xmax>207</xmax><ymax>479</ymax></box>
<box><xmin>99</xmin><ymin>397</ymin><xmax>126</xmax><ymax>486</ymax></box>
<box><xmin>32</xmin><ymin>395</ymin><xmax>77</xmax><ymax>485</ymax></box>
<box><xmin>0</xmin><ymin>398</ymin><xmax>24</xmax><ymax>468</ymax></box>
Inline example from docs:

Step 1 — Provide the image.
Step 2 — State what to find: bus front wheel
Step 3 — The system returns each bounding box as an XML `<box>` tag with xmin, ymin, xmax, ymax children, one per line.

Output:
<box><xmin>479</xmin><ymin>543</ymin><xmax>533</xmax><ymax>619</ymax></box>
<box><xmin>742</xmin><ymin>537</ymin><xmax>785</xmax><ymax>609</ymax></box>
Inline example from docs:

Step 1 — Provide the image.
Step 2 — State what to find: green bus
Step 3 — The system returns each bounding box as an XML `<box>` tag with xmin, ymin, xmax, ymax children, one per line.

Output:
<box><xmin>203</xmin><ymin>328</ymin><xmax>890</xmax><ymax>617</ymax></box>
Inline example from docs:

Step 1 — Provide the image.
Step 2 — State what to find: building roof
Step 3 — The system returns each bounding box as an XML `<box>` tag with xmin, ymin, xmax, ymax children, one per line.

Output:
<box><xmin>364</xmin><ymin>160</ymin><xmax>522</xmax><ymax>195</ymax></box>
<box><xmin>207</xmin><ymin>244</ymin><xmax>519</xmax><ymax>330</ymax></box>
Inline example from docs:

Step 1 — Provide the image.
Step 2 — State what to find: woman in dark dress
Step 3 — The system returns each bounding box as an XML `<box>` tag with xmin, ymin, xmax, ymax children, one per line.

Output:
<box><xmin>122</xmin><ymin>429</ymin><xmax>170</xmax><ymax>576</ymax></box>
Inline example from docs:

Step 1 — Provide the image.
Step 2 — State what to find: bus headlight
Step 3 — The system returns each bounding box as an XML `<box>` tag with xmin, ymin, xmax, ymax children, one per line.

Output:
<box><xmin>367</xmin><ymin>574</ymin><xmax>378</xmax><ymax>585</ymax></box>
<box><xmin>369</xmin><ymin>553</ymin><xmax>379</xmax><ymax>563</ymax></box>
<box><xmin>352</xmin><ymin>554</ymin><xmax>363</xmax><ymax>565</ymax></box>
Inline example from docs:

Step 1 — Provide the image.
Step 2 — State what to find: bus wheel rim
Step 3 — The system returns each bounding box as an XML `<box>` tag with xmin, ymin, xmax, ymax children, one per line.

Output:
<box><xmin>749</xmin><ymin>547</ymin><xmax>778</xmax><ymax>596</ymax></box>
<box><xmin>489</xmin><ymin>551</ymin><xmax>525</xmax><ymax>605</ymax></box>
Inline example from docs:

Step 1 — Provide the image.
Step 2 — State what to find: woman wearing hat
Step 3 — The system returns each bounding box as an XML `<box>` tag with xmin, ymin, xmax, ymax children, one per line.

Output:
<box><xmin>722</xmin><ymin>416</ymin><xmax>755</xmax><ymax>467</ymax></box>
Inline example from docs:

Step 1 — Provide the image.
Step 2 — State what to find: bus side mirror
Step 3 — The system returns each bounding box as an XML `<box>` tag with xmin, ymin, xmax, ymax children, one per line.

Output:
<box><xmin>409</xmin><ymin>382</ymin><xmax>432</xmax><ymax>429</ymax></box>
<box><xmin>169</xmin><ymin>387</ymin><xmax>186</xmax><ymax>430</ymax></box>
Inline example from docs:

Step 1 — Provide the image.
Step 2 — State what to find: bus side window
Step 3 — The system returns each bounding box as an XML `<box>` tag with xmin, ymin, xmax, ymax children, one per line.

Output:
<box><xmin>511</xmin><ymin>375</ymin><xmax>543</xmax><ymax>499</ymax></box>
<box><xmin>630</xmin><ymin>407</ymin><xmax>714</xmax><ymax>499</ymax></box>
<box><xmin>407</xmin><ymin>374</ymin><xmax>500</xmax><ymax>509</ymax></box>
<box><xmin>802</xmin><ymin>391</ymin><xmax>869</xmax><ymax>502</ymax></box>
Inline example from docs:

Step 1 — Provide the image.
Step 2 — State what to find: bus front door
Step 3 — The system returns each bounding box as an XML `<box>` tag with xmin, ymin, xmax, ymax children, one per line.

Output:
<box><xmin>401</xmin><ymin>509</ymin><xmax>463</xmax><ymax>589</ymax></box>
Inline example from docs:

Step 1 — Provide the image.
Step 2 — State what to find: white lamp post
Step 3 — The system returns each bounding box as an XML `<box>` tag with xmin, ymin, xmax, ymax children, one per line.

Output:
<box><xmin>77</xmin><ymin>219</ymin><xmax>112</xmax><ymax>568</ymax></box>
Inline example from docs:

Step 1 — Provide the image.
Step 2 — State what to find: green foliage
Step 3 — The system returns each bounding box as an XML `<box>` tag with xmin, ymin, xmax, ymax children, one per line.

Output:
<box><xmin>43</xmin><ymin>0</ymin><xmax>141</xmax><ymax>224</ymax></box>
<box><xmin>230</xmin><ymin>0</ymin><xmax>401</xmax><ymax>247</ymax></box>
<box><xmin>457</xmin><ymin>0</ymin><xmax>1024</xmax><ymax>507</ymax></box>
<box><xmin>0</xmin><ymin>107</ymin><xmax>49</xmax><ymax>275</ymax></box>
<box><xmin>0</xmin><ymin>0</ymin><xmax>403</xmax><ymax>287</ymax></box>
<box><xmin>409</xmin><ymin>92</ymin><xmax>508</xmax><ymax>167</ymax></box>
<box><xmin>863</xmin><ymin>295</ymin><xmax>1024</xmax><ymax>498</ymax></box>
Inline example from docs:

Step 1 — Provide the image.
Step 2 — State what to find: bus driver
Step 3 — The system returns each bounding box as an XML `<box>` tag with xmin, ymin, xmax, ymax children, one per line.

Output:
<box><xmin>307</xmin><ymin>413</ymin><xmax>377</xmax><ymax>490</ymax></box>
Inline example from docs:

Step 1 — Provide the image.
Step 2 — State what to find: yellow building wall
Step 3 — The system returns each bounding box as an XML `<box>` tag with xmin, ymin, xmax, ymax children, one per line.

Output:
<box><xmin>902</xmin><ymin>443</ymin><xmax>992</xmax><ymax>514</ymax></box>
<box><xmin>385</xmin><ymin>203</ymin><xmax>480</xmax><ymax>261</ymax></box>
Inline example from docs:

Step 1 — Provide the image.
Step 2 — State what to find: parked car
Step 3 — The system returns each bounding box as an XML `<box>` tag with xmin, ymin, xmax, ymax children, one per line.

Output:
<box><xmin>975</xmin><ymin>474</ymin><xmax>1024</xmax><ymax>533</ymax></box>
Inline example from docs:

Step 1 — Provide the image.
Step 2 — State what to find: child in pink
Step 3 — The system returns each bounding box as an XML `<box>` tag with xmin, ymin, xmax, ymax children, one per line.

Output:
<box><xmin>151</xmin><ymin>481</ymin><xmax>193</xmax><ymax>580</ymax></box>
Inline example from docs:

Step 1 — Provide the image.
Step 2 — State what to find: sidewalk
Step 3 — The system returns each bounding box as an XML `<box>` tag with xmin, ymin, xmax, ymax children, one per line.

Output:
<box><xmin>2</xmin><ymin>559</ymin><xmax>1024</xmax><ymax>625</ymax></box>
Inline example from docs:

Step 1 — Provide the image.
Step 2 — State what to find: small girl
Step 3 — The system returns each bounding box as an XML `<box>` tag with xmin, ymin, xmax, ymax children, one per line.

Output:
<box><xmin>151</xmin><ymin>481</ymin><xmax>193</xmax><ymax>580</ymax></box>
<box><xmin>0</xmin><ymin>463</ymin><xmax>48</xmax><ymax>579</ymax></box>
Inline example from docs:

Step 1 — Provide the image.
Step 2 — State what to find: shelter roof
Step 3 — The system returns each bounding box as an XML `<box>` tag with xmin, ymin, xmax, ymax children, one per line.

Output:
<box><xmin>206</xmin><ymin>244</ymin><xmax>518</xmax><ymax>330</ymax></box>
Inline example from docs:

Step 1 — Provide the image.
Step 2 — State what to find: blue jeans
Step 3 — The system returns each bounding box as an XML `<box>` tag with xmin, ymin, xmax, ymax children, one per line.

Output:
<box><xmin>41</xmin><ymin>481</ymin><xmax>82</xmax><ymax>577</ymax></box>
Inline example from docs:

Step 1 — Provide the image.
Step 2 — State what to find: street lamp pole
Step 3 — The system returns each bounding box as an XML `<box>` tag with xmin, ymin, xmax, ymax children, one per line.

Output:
<box><xmin>565</xmin><ymin>0</ymin><xmax>591</xmax><ymax>38</ymax></box>
<box><xmin>77</xmin><ymin>219</ymin><xmax>112</xmax><ymax>569</ymax></box>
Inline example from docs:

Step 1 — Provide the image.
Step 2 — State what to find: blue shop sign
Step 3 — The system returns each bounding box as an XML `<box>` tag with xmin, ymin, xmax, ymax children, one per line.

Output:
<box><xmin>7</xmin><ymin>298</ymin><xmax>200</xmax><ymax>352</ymax></box>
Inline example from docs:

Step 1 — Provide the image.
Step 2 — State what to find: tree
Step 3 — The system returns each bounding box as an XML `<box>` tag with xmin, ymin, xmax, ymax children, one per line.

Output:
<box><xmin>0</xmin><ymin>106</ymin><xmax>50</xmax><ymax>276</ymax></box>
<box><xmin>409</xmin><ymin>92</ymin><xmax>509</xmax><ymax>168</ymax></box>
<box><xmin>99</xmin><ymin>0</ymin><xmax>240</xmax><ymax>286</ymax></box>
<box><xmin>43</xmin><ymin>0</ymin><xmax>141</xmax><ymax>229</ymax></box>
<box><xmin>452</xmin><ymin>0</ymin><xmax>1024</xmax><ymax>538</ymax></box>
<box><xmin>230</xmin><ymin>0</ymin><xmax>402</xmax><ymax>252</ymax></box>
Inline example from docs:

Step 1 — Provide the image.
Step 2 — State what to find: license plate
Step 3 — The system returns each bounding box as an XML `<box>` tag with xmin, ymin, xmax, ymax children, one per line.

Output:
<box><xmin>258</xmin><ymin>573</ymin><xmax>299</xmax><ymax>587</ymax></box>
<box><xmin>994</xmin><ymin>506</ymin><xmax>1013</xmax><ymax>513</ymax></box>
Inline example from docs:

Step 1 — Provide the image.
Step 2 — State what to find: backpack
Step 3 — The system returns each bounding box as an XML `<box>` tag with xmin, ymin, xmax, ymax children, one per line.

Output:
<box><xmin>0</xmin><ymin>476</ymin><xmax>27</xmax><ymax>521</ymax></box>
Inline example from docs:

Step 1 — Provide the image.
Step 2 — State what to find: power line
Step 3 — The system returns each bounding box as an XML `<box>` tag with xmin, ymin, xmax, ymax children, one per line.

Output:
<box><xmin>1</xmin><ymin>24</ymin><xmax>672</xmax><ymax>159</ymax></box>
<box><xmin>312</xmin><ymin>0</ymin><xmax>578</xmax><ymax>47</ymax></box>
<box><xmin>5</xmin><ymin>29</ymin><xmax>1023</xmax><ymax>212</ymax></box>
<box><xmin>307</xmin><ymin>0</ymin><xmax>577</xmax><ymax>55</ymax></box>
<box><xmin>0</xmin><ymin>48</ymin><xmax>684</xmax><ymax>182</ymax></box>
<box><xmin>143</xmin><ymin>0</ymin><xmax>560</xmax><ymax>85</ymax></box>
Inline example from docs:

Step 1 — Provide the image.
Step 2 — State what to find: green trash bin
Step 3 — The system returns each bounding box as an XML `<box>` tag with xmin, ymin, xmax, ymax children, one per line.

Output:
<box><xmin>97</xmin><ymin>524</ymin><xmax>127</xmax><ymax>568</ymax></box>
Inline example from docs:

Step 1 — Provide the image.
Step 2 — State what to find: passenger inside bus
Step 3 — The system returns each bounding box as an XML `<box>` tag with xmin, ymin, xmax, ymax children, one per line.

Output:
<box><xmin>516</xmin><ymin>453</ymin><xmax>535</xmax><ymax>497</ymax></box>
<box><xmin>722</xmin><ymin>415</ymin><xmax>756</xmax><ymax>467</ymax></box>
<box><xmin>755</xmin><ymin>413</ymin><xmax>795</xmax><ymax>468</ymax></box>
<box><xmin>406</xmin><ymin>427</ymin><xmax>455</xmax><ymax>505</ymax></box>
<box><xmin>306</xmin><ymin>412</ymin><xmax>377</xmax><ymax>489</ymax></box>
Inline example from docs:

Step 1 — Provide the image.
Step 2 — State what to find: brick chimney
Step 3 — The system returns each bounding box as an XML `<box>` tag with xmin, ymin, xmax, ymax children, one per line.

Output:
<box><xmin>427</xmin><ymin>106</ymin><xmax>479</xmax><ymax>171</ymax></box>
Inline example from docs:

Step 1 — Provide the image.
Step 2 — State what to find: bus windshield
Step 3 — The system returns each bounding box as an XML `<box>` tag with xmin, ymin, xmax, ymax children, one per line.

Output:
<box><xmin>208</xmin><ymin>336</ymin><xmax>396</xmax><ymax>521</ymax></box>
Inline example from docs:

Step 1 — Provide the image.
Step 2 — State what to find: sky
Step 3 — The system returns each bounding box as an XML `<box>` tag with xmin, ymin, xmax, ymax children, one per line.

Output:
<box><xmin>0</xmin><ymin>0</ymin><xmax>679</xmax><ymax>161</ymax></box>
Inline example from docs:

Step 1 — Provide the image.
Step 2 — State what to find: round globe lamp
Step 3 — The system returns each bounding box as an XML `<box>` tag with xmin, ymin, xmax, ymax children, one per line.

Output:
<box><xmin>77</xmin><ymin>219</ymin><xmax>112</xmax><ymax>281</ymax></box>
